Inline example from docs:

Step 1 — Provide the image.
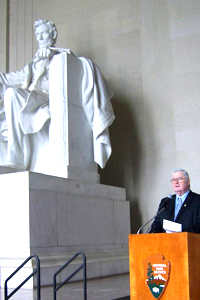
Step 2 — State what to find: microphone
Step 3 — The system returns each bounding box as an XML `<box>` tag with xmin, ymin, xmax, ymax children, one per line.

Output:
<box><xmin>137</xmin><ymin>194</ymin><xmax>172</xmax><ymax>234</ymax></box>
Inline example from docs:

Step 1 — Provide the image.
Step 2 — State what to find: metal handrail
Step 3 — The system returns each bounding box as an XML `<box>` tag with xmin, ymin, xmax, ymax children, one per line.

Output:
<box><xmin>53</xmin><ymin>252</ymin><xmax>87</xmax><ymax>300</ymax></box>
<box><xmin>4</xmin><ymin>254</ymin><xmax>40</xmax><ymax>300</ymax></box>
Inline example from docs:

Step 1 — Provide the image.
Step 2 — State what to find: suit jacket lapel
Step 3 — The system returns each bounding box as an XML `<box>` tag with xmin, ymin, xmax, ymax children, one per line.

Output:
<box><xmin>167</xmin><ymin>195</ymin><xmax>176</xmax><ymax>221</ymax></box>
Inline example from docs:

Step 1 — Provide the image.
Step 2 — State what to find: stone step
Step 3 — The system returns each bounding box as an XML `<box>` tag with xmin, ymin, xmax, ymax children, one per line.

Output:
<box><xmin>112</xmin><ymin>297</ymin><xmax>130</xmax><ymax>300</ymax></box>
<box><xmin>1</xmin><ymin>249</ymin><xmax>129</xmax><ymax>287</ymax></box>
<box><xmin>35</xmin><ymin>249</ymin><xmax>129</xmax><ymax>286</ymax></box>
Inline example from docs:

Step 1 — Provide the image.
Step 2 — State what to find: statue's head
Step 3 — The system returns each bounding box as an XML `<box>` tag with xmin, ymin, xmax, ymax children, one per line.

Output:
<box><xmin>34</xmin><ymin>19</ymin><xmax>58</xmax><ymax>48</ymax></box>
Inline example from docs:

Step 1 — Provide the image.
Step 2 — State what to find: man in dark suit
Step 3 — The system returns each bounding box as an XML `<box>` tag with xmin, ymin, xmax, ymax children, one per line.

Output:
<box><xmin>149</xmin><ymin>168</ymin><xmax>200</xmax><ymax>233</ymax></box>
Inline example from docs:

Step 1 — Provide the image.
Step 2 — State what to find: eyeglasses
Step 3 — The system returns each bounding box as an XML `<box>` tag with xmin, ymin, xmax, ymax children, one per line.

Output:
<box><xmin>170</xmin><ymin>177</ymin><xmax>187</xmax><ymax>184</ymax></box>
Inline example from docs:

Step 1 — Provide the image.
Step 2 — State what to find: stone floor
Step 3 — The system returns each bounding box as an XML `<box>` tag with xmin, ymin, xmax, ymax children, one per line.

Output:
<box><xmin>0</xmin><ymin>273</ymin><xmax>130</xmax><ymax>300</ymax></box>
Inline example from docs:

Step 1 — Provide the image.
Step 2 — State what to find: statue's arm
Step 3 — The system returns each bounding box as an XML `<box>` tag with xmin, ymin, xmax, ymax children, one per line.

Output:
<box><xmin>0</xmin><ymin>68</ymin><xmax>26</xmax><ymax>88</ymax></box>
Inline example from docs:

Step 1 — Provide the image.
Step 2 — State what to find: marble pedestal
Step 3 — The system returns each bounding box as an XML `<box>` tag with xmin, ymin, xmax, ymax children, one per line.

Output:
<box><xmin>0</xmin><ymin>170</ymin><xmax>130</xmax><ymax>288</ymax></box>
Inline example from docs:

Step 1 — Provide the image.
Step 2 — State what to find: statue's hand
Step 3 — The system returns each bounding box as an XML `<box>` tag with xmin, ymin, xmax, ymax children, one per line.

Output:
<box><xmin>34</xmin><ymin>47</ymin><xmax>54</xmax><ymax>60</ymax></box>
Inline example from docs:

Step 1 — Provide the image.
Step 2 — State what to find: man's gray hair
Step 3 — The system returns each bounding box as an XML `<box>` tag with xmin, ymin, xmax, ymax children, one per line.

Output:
<box><xmin>172</xmin><ymin>168</ymin><xmax>190</xmax><ymax>179</ymax></box>
<box><xmin>34</xmin><ymin>19</ymin><xmax>58</xmax><ymax>45</ymax></box>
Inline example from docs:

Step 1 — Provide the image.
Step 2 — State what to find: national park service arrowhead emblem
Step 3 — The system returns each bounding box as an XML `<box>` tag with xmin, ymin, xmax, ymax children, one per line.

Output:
<box><xmin>143</xmin><ymin>254</ymin><xmax>170</xmax><ymax>299</ymax></box>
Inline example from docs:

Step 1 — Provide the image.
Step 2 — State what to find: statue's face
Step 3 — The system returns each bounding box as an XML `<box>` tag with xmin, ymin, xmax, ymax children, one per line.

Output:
<box><xmin>35</xmin><ymin>23</ymin><xmax>53</xmax><ymax>48</ymax></box>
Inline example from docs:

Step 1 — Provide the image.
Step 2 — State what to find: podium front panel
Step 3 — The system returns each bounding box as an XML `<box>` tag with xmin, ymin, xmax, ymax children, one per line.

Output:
<box><xmin>129</xmin><ymin>232</ymin><xmax>200</xmax><ymax>300</ymax></box>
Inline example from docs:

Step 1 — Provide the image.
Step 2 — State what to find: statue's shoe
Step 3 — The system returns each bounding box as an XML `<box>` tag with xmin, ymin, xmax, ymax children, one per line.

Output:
<box><xmin>1</xmin><ymin>162</ymin><xmax>26</xmax><ymax>170</ymax></box>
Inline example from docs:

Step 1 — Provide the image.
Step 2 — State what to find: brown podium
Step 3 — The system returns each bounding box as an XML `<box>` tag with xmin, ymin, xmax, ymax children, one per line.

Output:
<box><xmin>129</xmin><ymin>232</ymin><xmax>200</xmax><ymax>300</ymax></box>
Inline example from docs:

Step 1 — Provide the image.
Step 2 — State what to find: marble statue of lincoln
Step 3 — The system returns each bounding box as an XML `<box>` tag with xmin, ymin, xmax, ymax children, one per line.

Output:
<box><xmin>0</xmin><ymin>19</ymin><xmax>115</xmax><ymax>171</ymax></box>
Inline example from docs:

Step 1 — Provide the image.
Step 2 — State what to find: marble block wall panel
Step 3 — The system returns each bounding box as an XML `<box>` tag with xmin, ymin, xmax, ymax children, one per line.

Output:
<box><xmin>29</xmin><ymin>186</ymin><xmax>129</xmax><ymax>249</ymax></box>
<box><xmin>0</xmin><ymin>171</ymin><xmax>130</xmax><ymax>287</ymax></box>
<box><xmin>28</xmin><ymin>171</ymin><xmax>126</xmax><ymax>201</ymax></box>
<box><xmin>57</xmin><ymin>193</ymin><xmax>115</xmax><ymax>247</ymax></box>
<box><xmin>29</xmin><ymin>190</ymin><xmax>58</xmax><ymax>247</ymax></box>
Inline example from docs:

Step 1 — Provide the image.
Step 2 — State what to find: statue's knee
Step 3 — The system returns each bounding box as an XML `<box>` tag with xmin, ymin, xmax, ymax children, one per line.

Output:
<box><xmin>4</xmin><ymin>87</ymin><xmax>15</xmax><ymax>103</ymax></box>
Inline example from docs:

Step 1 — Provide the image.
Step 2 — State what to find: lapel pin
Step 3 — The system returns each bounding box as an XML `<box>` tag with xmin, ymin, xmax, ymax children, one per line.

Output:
<box><xmin>184</xmin><ymin>204</ymin><xmax>186</xmax><ymax>207</ymax></box>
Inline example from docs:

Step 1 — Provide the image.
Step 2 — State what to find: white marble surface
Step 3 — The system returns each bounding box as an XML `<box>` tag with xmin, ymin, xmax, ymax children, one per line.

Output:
<box><xmin>0</xmin><ymin>50</ymin><xmax>114</xmax><ymax>183</ymax></box>
<box><xmin>49</xmin><ymin>53</ymin><xmax>95</xmax><ymax>178</ymax></box>
<box><xmin>0</xmin><ymin>171</ymin><xmax>130</xmax><ymax>288</ymax></box>
<box><xmin>56</xmin><ymin>193</ymin><xmax>115</xmax><ymax>246</ymax></box>
<box><xmin>27</xmin><ymin>171</ymin><xmax>126</xmax><ymax>200</ymax></box>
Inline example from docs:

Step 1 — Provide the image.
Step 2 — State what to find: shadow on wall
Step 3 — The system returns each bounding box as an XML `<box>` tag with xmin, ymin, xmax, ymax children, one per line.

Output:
<box><xmin>99</xmin><ymin>96</ymin><xmax>143</xmax><ymax>233</ymax></box>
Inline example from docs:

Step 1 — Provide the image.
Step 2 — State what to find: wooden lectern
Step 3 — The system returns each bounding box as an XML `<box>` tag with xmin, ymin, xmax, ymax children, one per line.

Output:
<box><xmin>129</xmin><ymin>232</ymin><xmax>200</xmax><ymax>300</ymax></box>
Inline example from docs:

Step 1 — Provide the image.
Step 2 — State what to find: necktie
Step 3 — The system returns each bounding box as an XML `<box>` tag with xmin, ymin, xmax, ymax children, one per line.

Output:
<box><xmin>174</xmin><ymin>197</ymin><xmax>182</xmax><ymax>219</ymax></box>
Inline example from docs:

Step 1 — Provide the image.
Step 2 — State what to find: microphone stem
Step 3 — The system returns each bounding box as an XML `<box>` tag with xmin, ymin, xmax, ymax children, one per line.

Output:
<box><xmin>137</xmin><ymin>206</ymin><xmax>165</xmax><ymax>234</ymax></box>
